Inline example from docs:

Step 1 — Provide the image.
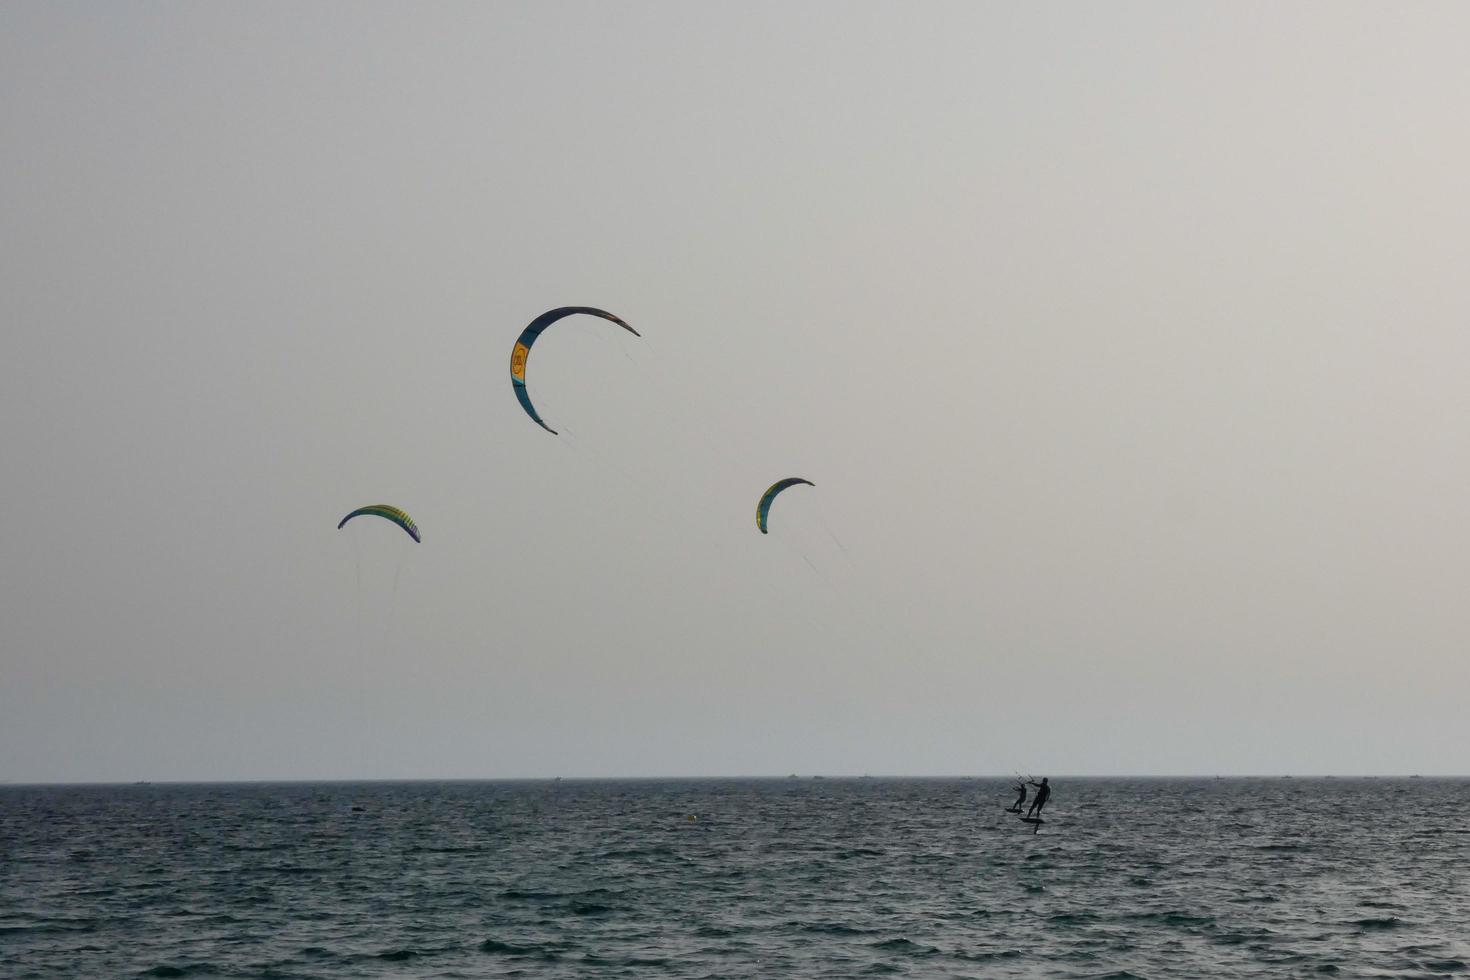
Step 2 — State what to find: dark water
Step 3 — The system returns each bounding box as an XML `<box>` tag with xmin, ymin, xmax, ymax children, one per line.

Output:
<box><xmin>3</xmin><ymin>778</ymin><xmax>1468</xmax><ymax>979</ymax></box>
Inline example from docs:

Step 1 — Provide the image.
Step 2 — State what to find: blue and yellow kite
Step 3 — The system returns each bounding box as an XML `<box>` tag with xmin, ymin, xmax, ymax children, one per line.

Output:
<box><xmin>756</xmin><ymin>478</ymin><xmax>814</xmax><ymax>534</ymax></box>
<box><xmin>509</xmin><ymin>307</ymin><xmax>639</xmax><ymax>434</ymax></box>
<box><xmin>337</xmin><ymin>505</ymin><xmax>421</xmax><ymax>543</ymax></box>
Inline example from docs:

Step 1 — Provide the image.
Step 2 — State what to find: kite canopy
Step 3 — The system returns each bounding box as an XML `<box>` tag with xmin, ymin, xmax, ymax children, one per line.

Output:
<box><xmin>756</xmin><ymin>478</ymin><xmax>814</xmax><ymax>534</ymax></box>
<box><xmin>337</xmin><ymin>505</ymin><xmax>421</xmax><ymax>543</ymax></box>
<box><xmin>509</xmin><ymin>306</ymin><xmax>639</xmax><ymax>434</ymax></box>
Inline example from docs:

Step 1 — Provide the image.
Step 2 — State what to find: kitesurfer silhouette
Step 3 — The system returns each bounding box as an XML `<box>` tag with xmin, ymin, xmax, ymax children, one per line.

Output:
<box><xmin>1026</xmin><ymin>777</ymin><xmax>1050</xmax><ymax>820</ymax></box>
<box><xmin>1007</xmin><ymin>780</ymin><xmax>1027</xmax><ymax>813</ymax></box>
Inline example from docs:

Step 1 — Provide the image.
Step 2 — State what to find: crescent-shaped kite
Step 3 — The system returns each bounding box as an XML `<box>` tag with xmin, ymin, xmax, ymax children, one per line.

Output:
<box><xmin>756</xmin><ymin>478</ymin><xmax>814</xmax><ymax>534</ymax></box>
<box><xmin>509</xmin><ymin>307</ymin><xmax>639</xmax><ymax>434</ymax></box>
<box><xmin>337</xmin><ymin>505</ymin><xmax>421</xmax><ymax>543</ymax></box>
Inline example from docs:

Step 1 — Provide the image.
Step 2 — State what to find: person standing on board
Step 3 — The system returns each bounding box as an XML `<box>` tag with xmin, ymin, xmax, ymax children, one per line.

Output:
<box><xmin>1025</xmin><ymin>777</ymin><xmax>1051</xmax><ymax>820</ymax></box>
<box><xmin>1008</xmin><ymin>779</ymin><xmax>1028</xmax><ymax>813</ymax></box>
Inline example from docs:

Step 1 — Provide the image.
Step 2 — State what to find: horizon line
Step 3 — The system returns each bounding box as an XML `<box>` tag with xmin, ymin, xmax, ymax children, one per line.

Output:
<box><xmin>2</xmin><ymin>772</ymin><xmax>1463</xmax><ymax>787</ymax></box>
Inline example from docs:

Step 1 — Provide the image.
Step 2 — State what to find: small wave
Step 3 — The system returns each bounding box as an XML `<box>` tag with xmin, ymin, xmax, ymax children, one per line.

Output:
<box><xmin>0</xmin><ymin>921</ymin><xmax>97</xmax><ymax>936</ymax></box>
<box><xmin>233</xmin><ymin>890</ymin><xmax>273</xmax><ymax>907</ymax></box>
<box><xmin>1353</xmin><ymin>916</ymin><xmax>1403</xmax><ymax>930</ymax></box>
<box><xmin>1048</xmin><ymin>912</ymin><xmax>1097</xmax><ymax>925</ymax></box>
<box><xmin>787</xmin><ymin>920</ymin><xmax>871</xmax><ymax>936</ymax></box>
<box><xmin>955</xmin><ymin>948</ymin><xmax>1022</xmax><ymax>962</ymax></box>
<box><xmin>569</xmin><ymin>901</ymin><xmax>615</xmax><ymax>916</ymax></box>
<box><xmin>869</xmin><ymin>938</ymin><xmax>938</xmax><ymax>957</ymax></box>
<box><xmin>479</xmin><ymin>938</ymin><xmax>560</xmax><ymax>961</ymax></box>
<box><xmin>1129</xmin><ymin>911</ymin><xmax>1215</xmax><ymax>928</ymax></box>
<box><xmin>599</xmin><ymin>845</ymin><xmax>674</xmax><ymax>858</ymax></box>
<box><xmin>693</xmin><ymin>924</ymin><xmax>735</xmax><ymax>937</ymax></box>
<box><xmin>138</xmin><ymin>965</ymin><xmax>218</xmax><ymax>978</ymax></box>
<box><xmin>1423</xmin><ymin>960</ymin><xmax>1468</xmax><ymax>972</ymax></box>
<box><xmin>376</xmin><ymin>949</ymin><xmax>417</xmax><ymax>961</ymax></box>
<box><xmin>297</xmin><ymin>947</ymin><xmax>336</xmax><ymax>959</ymax></box>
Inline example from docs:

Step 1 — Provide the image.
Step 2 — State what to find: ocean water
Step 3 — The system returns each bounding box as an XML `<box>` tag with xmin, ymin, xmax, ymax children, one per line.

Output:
<box><xmin>2</xmin><ymin>778</ymin><xmax>1467</xmax><ymax>979</ymax></box>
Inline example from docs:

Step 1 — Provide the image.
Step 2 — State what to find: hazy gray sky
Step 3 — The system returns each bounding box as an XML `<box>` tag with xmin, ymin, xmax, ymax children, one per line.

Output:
<box><xmin>4</xmin><ymin>2</ymin><xmax>1469</xmax><ymax>781</ymax></box>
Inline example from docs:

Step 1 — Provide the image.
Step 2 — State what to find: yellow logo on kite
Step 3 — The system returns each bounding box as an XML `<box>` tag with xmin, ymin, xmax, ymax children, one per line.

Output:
<box><xmin>510</xmin><ymin>343</ymin><xmax>530</xmax><ymax>381</ymax></box>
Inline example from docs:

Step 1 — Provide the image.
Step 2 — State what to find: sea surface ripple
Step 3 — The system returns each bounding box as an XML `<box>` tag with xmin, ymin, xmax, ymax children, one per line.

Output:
<box><xmin>2</xmin><ymin>778</ymin><xmax>1467</xmax><ymax>978</ymax></box>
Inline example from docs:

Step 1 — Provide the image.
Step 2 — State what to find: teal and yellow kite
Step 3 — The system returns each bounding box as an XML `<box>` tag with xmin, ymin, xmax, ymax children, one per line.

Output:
<box><xmin>510</xmin><ymin>307</ymin><xmax>639</xmax><ymax>434</ymax></box>
<box><xmin>337</xmin><ymin>505</ymin><xmax>421</xmax><ymax>543</ymax></box>
<box><xmin>756</xmin><ymin>478</ymin><xmax>814</xmax><ymax>534</ymax></box>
